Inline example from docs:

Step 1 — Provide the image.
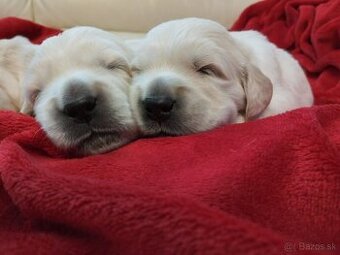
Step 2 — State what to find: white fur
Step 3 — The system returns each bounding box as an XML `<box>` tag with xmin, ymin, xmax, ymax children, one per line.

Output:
<box><xmin>21</xmin><ymin>27</ymin><xmax>138</xmax><ymax>155</ymax></box>
<box><xmin>0</xmin><ymin>36</ymin><xmax>36</xmax><ymax>111</ymax></box>
<box><xmin>129</xmin><ymin>18</ymin><xmax>313</xmax><ymax>136</ymax></box>
<box><xmin>230</xmin><ymin>30</ymin><xmax>313</xmax><ymax>118</ymax></box>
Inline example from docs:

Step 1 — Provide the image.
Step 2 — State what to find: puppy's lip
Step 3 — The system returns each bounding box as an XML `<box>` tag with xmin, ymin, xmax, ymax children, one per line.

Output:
<box><xmin>62</xmin><ymin>127</ymin><xmax>120</xmax><ymax>147</ymax></box>
<box><xmin>68</xmin><ymin>130</ymin><xmax>126</xmax><ymax>154</ymax></box>
<box><xmin>156</xmin><ymin>131</ymin><xmax>176</xmax><ymax>137</ymax></box>
<box><xmin>141</xmin><ymin>118</ymin><xmax>195</xmax><ymax>136</ymax></box>
<box><xmin>64</xmin><ymin>131</ymin><xmax>131</xmax><ymax>157</ymax></box>
<box><xmin>143</xmin><ymin>130</ymin><xmax>176</xmax><ymax>138</ymax></box>
<box><xmin>77</xmin><ymin>130</ymin><xmax>120</xmax><ymax>144</ymax></box>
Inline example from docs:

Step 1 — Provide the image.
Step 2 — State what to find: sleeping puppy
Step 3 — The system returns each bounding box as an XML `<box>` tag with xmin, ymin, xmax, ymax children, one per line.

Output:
<box><xmin>129</xmin><ymin>18</ymin><xmax>314</xmax><ymax>136</ymax></box>
<box><xmin>0</xmin><ymin>36</ymin><xmax>36</xmax><ymax>111</ymax></box>
<box><xmin>21</xmin><ymin>27</ymin><xmax>137</xmax><ymax>155</ymax></box>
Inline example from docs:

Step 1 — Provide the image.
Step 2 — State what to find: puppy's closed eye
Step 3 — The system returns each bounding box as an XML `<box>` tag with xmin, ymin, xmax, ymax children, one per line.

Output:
<box><xmin>131</xmin><ymin>66</ymin><xmax>142</xmax><ymax>74</ymax></box>
<box><xmin>197</xmin><ymin>65</ymin><xmax>216</xmax><ymax>76</ymax></box>
<box><xmin>195</xmin><ymin>63</ymin><xmax>226</xmax><ymax>79</ymax></box>
<box><xmin>104</xmin><ymin>59</ymin><xmax>131</xmax><ymax>76</ymax></box>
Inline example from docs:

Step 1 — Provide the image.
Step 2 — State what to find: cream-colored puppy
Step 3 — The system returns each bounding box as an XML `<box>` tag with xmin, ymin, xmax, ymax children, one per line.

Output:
<box><xmin>0</xmin><ymin>36</ymin><xmax>36</xmax><ymax>111</ymax></box>
<box><xmin>21</xmin><ymin>27</ymin><xmax>137</xmax><ymax>155</ymax></box>
<box><xmin>130</xmin><ymin>18</ymin><xmax>313</xmax><ymax>136</ymax></box>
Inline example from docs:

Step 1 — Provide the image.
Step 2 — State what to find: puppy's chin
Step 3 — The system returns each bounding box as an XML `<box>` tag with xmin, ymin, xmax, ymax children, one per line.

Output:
<box><xmin>41</xmin><ymin>119</ymin><xmax>138</xmax><ymax>156</ymax></box>
<box><xmin>40</xmin><ymin>122</ymin><xmax>138</xmax><ymax>156</ymax></box>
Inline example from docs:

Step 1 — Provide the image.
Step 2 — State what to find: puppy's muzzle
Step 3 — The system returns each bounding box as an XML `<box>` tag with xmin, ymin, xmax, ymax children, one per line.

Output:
<box><xmin>143</xmin><ymin>96</ymin><xmax>175</xmax><ymax>121</ymax></box>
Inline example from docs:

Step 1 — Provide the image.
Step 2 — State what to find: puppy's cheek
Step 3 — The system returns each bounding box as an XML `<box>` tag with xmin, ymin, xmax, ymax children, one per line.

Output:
<box><xmin>129</xmin><ymin>85</ymin><xmax>144</xmax><ymax>123</ymax></box>
<box><xmin>180</xmin><ymin>91</ymin><xmax>205</xmax><ymax>117</ymax></box>
<box><xmin>34</xmin><ymin>92</ymin><xmax>67</xmax><ymax>143</ymax></box>
<box><xmin>34</xmin><ymin>96</ymin><xmax>53</xmax><ymax>126</ymax></box>
<box><xmin>111</xmin><ymin>74</ymin><xmax>131</xmax><ymax>95</ymax></box>
<box><xmin>180</xmin><ymin>95</ymin><xmax>222</xmax><ymax>132</ymax></box>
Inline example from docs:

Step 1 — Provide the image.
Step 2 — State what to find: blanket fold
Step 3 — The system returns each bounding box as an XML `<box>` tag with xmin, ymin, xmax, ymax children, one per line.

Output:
<box><xmin>0</xmin><ymin>0</ymin><xmax>339</xmax><ymax>254</ymax></box>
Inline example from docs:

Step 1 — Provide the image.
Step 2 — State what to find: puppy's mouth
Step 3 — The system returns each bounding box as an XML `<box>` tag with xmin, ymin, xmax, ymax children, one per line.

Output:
<box><xmin>78</xmin><ymin>130</ymin><xmax>120</xmax><ymax>145</ymax></box>
<box><xmin>65</xmin><ymin>128</ymin><xmax>136</xmax><ymax>155</ymax></box>
<box><xmin>141</xmin><ymin>116</ymin><xmax>195</xmax><ymax>137</ymax></box>
<box><xmin>143</xmin><ymin>130</ymin><xmax>176</xmax><ymax>138</ymax></box>
<box><xmin>39</xmin><ymin>118</ymin><xmax>137</xmax><ymax>155</ymax></box>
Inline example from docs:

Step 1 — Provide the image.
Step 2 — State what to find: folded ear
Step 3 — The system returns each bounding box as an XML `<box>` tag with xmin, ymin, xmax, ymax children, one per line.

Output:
<box><xmin>241</xmin><ymin>64</ymin><xmax>273</xmax><ymax>120</ymax></box>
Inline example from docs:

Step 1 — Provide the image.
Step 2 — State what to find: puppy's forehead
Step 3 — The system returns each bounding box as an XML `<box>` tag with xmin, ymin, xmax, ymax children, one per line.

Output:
<box><xmin>134</xmin><ymin>18</ymin><xmax>232</xmax><ymax>63</ymax></box>
<box><xmin>27</xmin><ymin>28</ymin><xmax>130</xmax><ymax>88</ymax></box>
<box><xmin>148</xmin><ymin>18</ymin><xmax>228</xmax><ymax>41</ymax></box>
<box><xmin>42</xmin><ymin>35</ymin><xmax>122</xmax><ymax>54</ymax></box>
<box><xmin>134</xmin><ymin>30</ymin><xmax>227</xmax><ymax>67</ymax></box>
<box><xmin>40</xmin><ymin>27</ymin><xmax>129</xmax><ymax>59</ymax></box>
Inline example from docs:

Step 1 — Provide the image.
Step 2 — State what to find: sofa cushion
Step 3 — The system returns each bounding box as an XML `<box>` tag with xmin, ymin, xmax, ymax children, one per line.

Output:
<box><xmin>0</xmin><ymin>0</ymin><xmax>258</xmax><ymax>32</ymax></box>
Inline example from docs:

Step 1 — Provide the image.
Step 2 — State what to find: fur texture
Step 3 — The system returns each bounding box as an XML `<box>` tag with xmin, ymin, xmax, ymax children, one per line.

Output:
<box><xmin>0</xmin><ymin>36</ymin><xmax>36</xmax><ymax>111</ymax></box>
<box><xmin>20</xmin><ymin>27</ymin><xmax>138</xmax><ymax>155</ymax></box>
<box><xmin>129</xmin><ymin>18</ymin><xmax>314</xmax><ymax>136</ymax></box>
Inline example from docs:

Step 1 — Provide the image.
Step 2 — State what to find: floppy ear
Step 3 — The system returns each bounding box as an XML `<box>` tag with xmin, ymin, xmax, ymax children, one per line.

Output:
<box><xmin>241</xmin><ymin>64</ymin><xmax>273</xmax><ymax>120</ymax></box>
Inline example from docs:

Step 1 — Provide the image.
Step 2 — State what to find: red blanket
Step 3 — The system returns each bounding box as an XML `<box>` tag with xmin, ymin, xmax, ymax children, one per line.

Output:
<box><xmin>0</xmin><ymin>0</ymin><xmax>339</xmax><ymax>254</ymax></box>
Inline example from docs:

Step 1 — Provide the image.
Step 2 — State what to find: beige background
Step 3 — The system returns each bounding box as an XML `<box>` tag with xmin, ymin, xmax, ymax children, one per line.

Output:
<box><xmin>0</xmin><ymin>0</ymin><xmax>258</xmax><ymax>36</ymax></box>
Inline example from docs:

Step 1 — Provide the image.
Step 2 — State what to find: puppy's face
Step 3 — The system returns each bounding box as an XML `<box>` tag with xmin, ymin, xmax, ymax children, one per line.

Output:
<box><xmin>130</xmin><ymin>18</ymin><xmax>272</xmax><ymax>136</ymax></box>
<box><xmin>21</xmin><ymin>27</ymin><xmax>138</xmax><ymax>155</ymax></box>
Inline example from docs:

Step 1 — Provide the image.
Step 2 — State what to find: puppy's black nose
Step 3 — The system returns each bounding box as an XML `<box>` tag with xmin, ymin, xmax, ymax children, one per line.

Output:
<box><xmin>63</xmin><ymin>96</ymin><xmax>97</xmax><ymax>123</ymax></box>
<box><xmin>143</xmin><ymin>96</ymin><xmax>175</xmax><ymax>121</ymax></box>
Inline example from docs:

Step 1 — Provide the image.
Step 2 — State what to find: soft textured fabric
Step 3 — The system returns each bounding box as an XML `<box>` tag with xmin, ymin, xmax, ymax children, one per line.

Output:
<box><xmin>0</xmin><ymin>0</ymin><xmax>339</xmax><ymax>254</ymax></box>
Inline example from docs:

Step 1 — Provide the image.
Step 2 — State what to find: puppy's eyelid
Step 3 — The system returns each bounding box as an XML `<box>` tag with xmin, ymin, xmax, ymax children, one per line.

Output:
<box><xmin>105</xmin><ymin>59</ymin><xmax>129</xmax><ymax>72</ymax></box>
<box><xmin>131</xmin><ymin>66</ymin><xmax>142</xmax><ymax>73</ymax></box>
<box><xmin>30</xmin><ymin>89</ymin><xmax>41</xmax><ymax>103</ymax></box>
<box><xmin>196</xmin><ymin>64</ymin><xmax>227</xmax><ymax>79</ymax></box>
<box><xmin>198</xmin><ymin>65</ymin><xmax>215</xmax><ymax>75</ymax></box>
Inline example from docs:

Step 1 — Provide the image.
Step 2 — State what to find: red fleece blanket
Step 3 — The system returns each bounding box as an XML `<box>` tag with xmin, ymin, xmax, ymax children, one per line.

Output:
<box><xmin>0</xmin><ymin>0</ymin><xmax>339</xmax><ymax>254</ymax></box>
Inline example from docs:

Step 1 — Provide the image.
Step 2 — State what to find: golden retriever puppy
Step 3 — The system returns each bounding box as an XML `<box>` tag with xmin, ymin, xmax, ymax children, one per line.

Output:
<box><xmin>0</xmin><ymin>36</ymin><xmax>36</xmax><ymax>111</ymax></box>
<box><xmin>129</xmin><ymin>18</ymin><xmax>313</xmax><ymax>136</ymax></box>
<box><xmin>21</xmin><ymin>27</ymin><xmax>138</xmax><ymax>155</ymax></box>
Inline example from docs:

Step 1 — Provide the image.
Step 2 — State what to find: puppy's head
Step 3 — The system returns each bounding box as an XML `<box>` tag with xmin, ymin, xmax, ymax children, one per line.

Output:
<box><xmin>21</xmin><ymin>27</ymin><xmax>138</xmax><ymax>155</ymax></box>
<box><xmin>130</xmin><ymin>18</ymin><xmax>272</xmax><ymax>136</ymax></box>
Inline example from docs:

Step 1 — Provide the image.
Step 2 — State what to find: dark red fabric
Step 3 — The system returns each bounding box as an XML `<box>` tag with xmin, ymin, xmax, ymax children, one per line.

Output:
<box><xmin>0</xmin><ymin>0</ymin><xmax>339</xmax><ymax>253</ymax></box>
<box><xmin>0</xmin><ymin>17</ymin><xmax>60</xmax><ymax>44</ymax></box>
